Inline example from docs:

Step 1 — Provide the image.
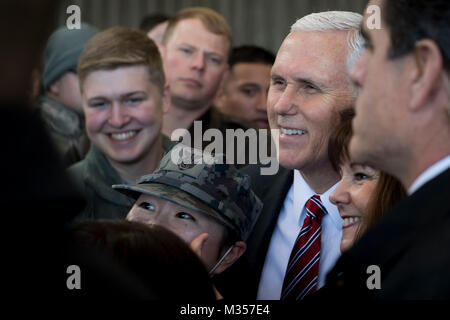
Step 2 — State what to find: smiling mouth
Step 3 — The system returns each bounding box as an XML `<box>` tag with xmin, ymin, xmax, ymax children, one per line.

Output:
<box><xmin>109</xmin><ymin>130</ymin><xmax>138</xmax><ymax>141</ymax></box>
<box><xmin>280</xmin><ymin>127</ymin><xmax>307</xmax><ymax>135</ymax></box>
<box><xmin>342</xmin><ymin>216</ymin><xmax>361</xmax><ymax>228</ymax></box>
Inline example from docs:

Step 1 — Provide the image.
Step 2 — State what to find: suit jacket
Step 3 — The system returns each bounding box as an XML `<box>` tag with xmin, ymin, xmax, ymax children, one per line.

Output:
<box><xmin>318</xmin><ymin>168</ymin><xmax>450</xmax><ymax>300</ymax></box>
<box><xmin>215</xmin><ymin>164</ymin><xmax>293</xmax><ymax>299</ymax></box>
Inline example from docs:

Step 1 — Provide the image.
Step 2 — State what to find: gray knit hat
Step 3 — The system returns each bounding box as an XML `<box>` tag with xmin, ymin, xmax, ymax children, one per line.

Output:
<box><xmin>42</xmin><ymin>23</ymin><xmax>98</xmax><ymax>89</ymax></box>
<box><xmin>113</xmin><ymin>144</ymin><xmax>263</xmax><ymax>241</ymax></box>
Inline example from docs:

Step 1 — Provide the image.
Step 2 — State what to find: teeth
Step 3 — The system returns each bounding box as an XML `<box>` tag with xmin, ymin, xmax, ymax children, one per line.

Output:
<box><xmin>281</xmin><ymin>128</ymin><xmax>307</xmax><ymax>135</ymax></box>
<box><xmin>342</xmin><ymin>216</ymin><xmax>361</xmax><ymax>227</ymax></box>
<box><xmin>111</xmin><ymin>131</ymin><xmax>137</xmax><ymax>141</ymax></box>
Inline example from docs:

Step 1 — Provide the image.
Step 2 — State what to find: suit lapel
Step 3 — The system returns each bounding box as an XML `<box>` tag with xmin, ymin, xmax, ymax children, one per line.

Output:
<box><xmin>246</xmin><ymin>167</ymin><xmax>294</xmax><ymax>282</ymax></box>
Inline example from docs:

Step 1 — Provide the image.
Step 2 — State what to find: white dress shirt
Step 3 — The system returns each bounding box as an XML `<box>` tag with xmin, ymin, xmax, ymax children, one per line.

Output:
<box><xmin>408</xmin><ymin>154</ymin><xmax>450</xmax><ymax>195</ymax></box>
<box><xmin>257</xmin><ymin>170</ymin><xmax>342</xmax><ymax>300</ymax></box>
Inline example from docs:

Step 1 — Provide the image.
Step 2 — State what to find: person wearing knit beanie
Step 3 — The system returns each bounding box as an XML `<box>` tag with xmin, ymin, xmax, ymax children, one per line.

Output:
<box><xmin>35</xmin><ymin>23</ymin><xmax>98</xmax><ymax>167</ymax></box>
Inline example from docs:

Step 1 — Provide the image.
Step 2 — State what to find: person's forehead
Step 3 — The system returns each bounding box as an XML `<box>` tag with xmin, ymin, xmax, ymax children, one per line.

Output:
<box><xmin>231</xmin><ymin>63</ymin><xmax>271</xmax><ymax>81</ymax></box>
<box><xmin>82</xmin><ymin>66</ymin><xmax>157</xmax><ymax>97</ymax></box>
<box><xmin>273</xmin><ymin>31</ymin><xmax>348</xmax><ymax>84</ymax></box>
<box><xmin>232</xmin><ymin>62</ymin><xmax>272</xmax><ymax>74</ymax></box>
<box><xmin>169</xmin><ymin>18</ymin><xmax>230</xmax><ymax>54</ymax></box>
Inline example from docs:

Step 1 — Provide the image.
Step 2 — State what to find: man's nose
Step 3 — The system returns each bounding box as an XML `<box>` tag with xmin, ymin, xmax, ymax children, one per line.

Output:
<box><xmin>273</xmin><ymin>86</ymin><xmax>298</xmax><ymax>116</ymax></box>
<box><xmin>108</xmin><ymin>103</ymin><xmax>131</xmax><ymax>127</ymax></box>
<box><xmin>190</xmin><ymin>52</ymin><xmax>206</xmax><ymax>71</ymax></box>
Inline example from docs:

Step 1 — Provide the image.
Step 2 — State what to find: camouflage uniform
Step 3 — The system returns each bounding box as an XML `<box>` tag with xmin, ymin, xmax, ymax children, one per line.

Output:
<box><xmin>114</xmin><ymin>144</ymin><xmax>263</xmax><ymax>241</ymax></box>
<box><xmin>35</xmin><ymin>96</ymin><xmax>90</xmax><ymax>167</ymax></box>
<box><xmin>68</xmin><ymin>135</ymin><xmax>174</xmax><ymax>222</ymax></box>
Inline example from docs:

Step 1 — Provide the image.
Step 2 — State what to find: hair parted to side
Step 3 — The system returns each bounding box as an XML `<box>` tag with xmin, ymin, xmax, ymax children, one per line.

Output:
<box><xmin>162</xmin><ymin>7</ymin><xmax>232</xmax><ymax>50</ymax></box>
<box><xmin>78</xmin><ymin>26</ymin><xmax>165</xmax><ymax>92</ymax></box>
<box><xmin>71</xmin><ymin>220</ymin><xmax>216</xmax><ymax>300</ymax></box>
<box><xmin>291</xmin><ymin>11</ymin><xmax>364</xmax><ymax>73</ymax></box>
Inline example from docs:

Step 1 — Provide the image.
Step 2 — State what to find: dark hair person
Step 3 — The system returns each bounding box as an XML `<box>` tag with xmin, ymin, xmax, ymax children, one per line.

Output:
<box><xmin>328</xmin><ymin>109</ymin><xmax>406</xmax><ymax>251</ymax></box>
<box><xmin>71</xmin><ymin>220</ymin><xmax>217</xmax><ymax>300</ymax></box>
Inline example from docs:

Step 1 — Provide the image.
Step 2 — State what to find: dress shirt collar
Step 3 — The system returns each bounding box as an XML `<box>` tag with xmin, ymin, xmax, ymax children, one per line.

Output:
<box><xmin>408</xmin><ymin>154</ymin><xmax>450</xmax><ymax>195</ymax></box>
<box><xmin>293</xmin><ymin>170</ymin><xmax>341</xmax><ymax>228</ymax></box>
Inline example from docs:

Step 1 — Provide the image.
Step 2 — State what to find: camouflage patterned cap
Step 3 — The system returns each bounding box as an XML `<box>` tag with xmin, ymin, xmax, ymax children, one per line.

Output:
<box><xmin>113</xmin><ymin>144</ymin><xmax>263</xmax><ymax>241</ymax></box>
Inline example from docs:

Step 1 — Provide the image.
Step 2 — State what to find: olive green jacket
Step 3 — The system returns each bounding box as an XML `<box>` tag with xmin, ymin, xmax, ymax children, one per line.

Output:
<box><xmin>35</xmin><ymin>96</ymin><xmax>90</xmax><ymax>167</ymax></box>
<box><xmin>68</xmin><ymin>135</ymin><xmax>174</xmax><ymax>222</ymax></box>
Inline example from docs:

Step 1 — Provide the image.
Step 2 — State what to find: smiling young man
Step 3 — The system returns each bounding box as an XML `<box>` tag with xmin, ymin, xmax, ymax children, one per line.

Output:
<box><xmin>68</xmin><ymin>27</ymin><xmax>172</xmax><ymax>221</ymax></box>
<box><xmin>113</xmin><ymin>145</ymin><xmax>263</xmax><ymax>293</ymax></box>
<box><xmin>322</xmin><ymin>0</ymin><xmax>450</xmax><ymax>299</ymax></box>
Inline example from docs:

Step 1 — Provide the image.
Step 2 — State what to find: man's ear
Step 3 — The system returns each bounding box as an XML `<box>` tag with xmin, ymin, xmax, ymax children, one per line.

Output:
<box><xmin>213</xmin><ymin>241</ymin><xmax>246</xmax><ymax>275</ymax></box>
<box><xmin>410</xmin><ymin>39</ymin><xmax>443</xmax><ymax>111</ymax></box>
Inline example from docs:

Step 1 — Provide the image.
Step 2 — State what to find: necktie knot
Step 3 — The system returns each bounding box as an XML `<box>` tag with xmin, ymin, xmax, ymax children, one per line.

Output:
<box><xmin>305</xmin><ymin>195</ymin><xmax>327</xmax><ymax>220</ymax></box>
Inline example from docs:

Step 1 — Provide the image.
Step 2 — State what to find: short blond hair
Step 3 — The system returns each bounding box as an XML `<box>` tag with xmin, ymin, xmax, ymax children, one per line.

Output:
<box><xmin>162</xmin><ymin>7</ymin><xmax>232</xmax><ymax>50</ymax></box>
<box><xmin>78</xmin><ymin>26</ymin><xmax>165</xmax><ymax>92</ymax></box>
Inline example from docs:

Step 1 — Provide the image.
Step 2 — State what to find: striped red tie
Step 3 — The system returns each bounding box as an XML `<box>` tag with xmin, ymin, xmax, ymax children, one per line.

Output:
<box><xmin>281</xmin><ymin>195</ymin><xmax>327</xmax><ymax>300</ymax></box>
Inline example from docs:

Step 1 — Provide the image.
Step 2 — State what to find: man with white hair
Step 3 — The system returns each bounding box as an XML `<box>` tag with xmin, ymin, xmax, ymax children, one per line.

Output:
<box><xmin>216</xmin><ymin>11</ymin><xmax>364</xmax><ymax>300</ymax></box>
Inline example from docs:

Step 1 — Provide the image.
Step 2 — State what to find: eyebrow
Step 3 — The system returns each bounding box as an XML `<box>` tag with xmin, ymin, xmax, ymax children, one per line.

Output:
<box><xmin>180</xmin><ymin>42</ymin><xmax>225</xmax><ymax>58</ymax></box>
<box><xmin>294</xmin><ymin>77</ymin><xmax>322</xmax><ymax>87</ymax></box>
<box><xmin>349</xmin><ymin>162</ymin><xmax>373</xmax><ymax>171</ymax></box>
<box><xmin>87</xmin><ymin>91</ymin><xmax>146</xmax><ymax>103</ymax></box>
<box><xmin>120</xmin><ymin>91</ymin><xmax>146</xmax><ymax>99</ymax></box>
<box><xmin>239</xmin><ymin>83</ymin><xmax>261</xmax><ymax>88</ymax></box>
<box><xmin>271</xmin><ymin>72</ymin><xmax>327</xmax><ymax>89</ymax></box>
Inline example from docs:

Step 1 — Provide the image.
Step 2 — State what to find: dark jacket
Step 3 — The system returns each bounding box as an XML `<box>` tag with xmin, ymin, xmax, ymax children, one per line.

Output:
<box><xmin>215</xmin><ymin>164</ymin><xmax>293</xmax><ymax>299</ymax></box>
<box><xmin>68</xmin><ymin>135</ymin><xmax>174</xmax><ymax>221</ymax></box>
<box><xmin>35</xmin><ymin>96</ymin><xmax>90</xmax><ymax>167</ymax></box>
<box><xmin>317</xmin><ymin>168</ymin><xmax>450</xmax><ymax>300</ymax></box>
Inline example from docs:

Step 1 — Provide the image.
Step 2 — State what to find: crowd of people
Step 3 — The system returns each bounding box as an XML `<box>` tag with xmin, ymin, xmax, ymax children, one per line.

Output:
<box><xmin>3</xmin><ymin>0</ymin><xmax>449</xmax><ymax>301</ymax></box>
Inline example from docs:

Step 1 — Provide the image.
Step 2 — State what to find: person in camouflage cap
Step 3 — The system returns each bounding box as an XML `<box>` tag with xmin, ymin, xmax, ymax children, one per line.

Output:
<box><xmin>113</xmin><ymin>143</ymin><xmax>263</xmax><ymax>276</ymax></box>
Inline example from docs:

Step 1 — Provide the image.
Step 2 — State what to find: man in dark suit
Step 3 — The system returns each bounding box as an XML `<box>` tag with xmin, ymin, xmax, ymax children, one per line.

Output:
<box><xmin>215</xmin><ymin>11</ymin><xmax>364</xmax><ymax>300</ymax></box>
<box><xmin>321</xmin><ymin>0</ymin><xmax>450</xmax><ymax>299</ymax></box>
